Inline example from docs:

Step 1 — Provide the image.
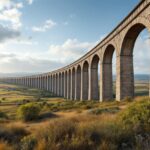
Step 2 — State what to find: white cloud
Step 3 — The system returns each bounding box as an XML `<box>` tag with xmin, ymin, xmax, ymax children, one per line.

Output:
<box><xmin>48</xmin><ymin>38</ymin><xmax>97</xmax><ymax>63</ymax></box>
<box><xmin>0</xmin><ymin>35</ymin><xmax>149</xmax><ymax>74</ymax></box>
<box><xmin>0</xmin><ymin>0</ymin><xmax>23</xmax><ymax>29</ymax></box>
<box><xmin>26</xmin><ymin>0</ymin><xmax>33</xmax><ymax>5</ymax></box>
<box><xmin>134</xmin><ymin>35</ymin><xmax>150</xmax><ymax>74</ymax></box>
<box><xmin>32</xmin><ymin>19</ymin><xmax>56</xmax><ymax>32</ymax></box>
<box><xmin>0</xmin><ymin>24</ymin><xmax>20</xmax><ymax>43</ymax></box>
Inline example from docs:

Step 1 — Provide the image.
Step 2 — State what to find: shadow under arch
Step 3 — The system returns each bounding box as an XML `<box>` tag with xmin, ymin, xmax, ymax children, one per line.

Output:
<box><xmin>64</xmin><ymin>71</ymin><xmax>68</xmax><ymax>98</ymax></box>
<box><xmin>61</xmin><ymin>72</ymin><xmax>64</xmax><ymax>97</ymax></box>
<box><xmin>82</xmin><ymin>61</ymin><xmax>89</xmax><ymax>100</ymax></box>
<box><xmin>72</xmin><ymin>67</ymin><xmax>75</xmax><ymax>100</ymax></box>
<box><xmin>119</xmin><ymin>23</ymin><xmax>150</xmax><ymax>99</ymax></box>
<box><xmin>68</xmin><ymin>69</ymin><xmax>71</xmax><ymax>99</ymax></box>
<box><xmin>76</xmin><ymin>65</ymin><xmax>81</xmax><ymax>100</ymax></box>
<box><xmin>101</xmin><ymin>44</ymin><xmax>116</xmax><ymax>101</ymax></box>
<box><xmin>90</xmin><ymin>54</ymin><xmax>100</xmax><ymax>100</ymax></box>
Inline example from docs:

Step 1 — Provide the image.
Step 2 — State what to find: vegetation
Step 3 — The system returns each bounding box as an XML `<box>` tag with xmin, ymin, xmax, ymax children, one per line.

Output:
<box><xmin>0</xmin><ymin>83</ymin><xmax>149</xmax><ymax>150</ymax></box>
<box><xmin>17</xmin><ymin>103</ymin><xmax>41</xmax><ymax>121</ymax></box>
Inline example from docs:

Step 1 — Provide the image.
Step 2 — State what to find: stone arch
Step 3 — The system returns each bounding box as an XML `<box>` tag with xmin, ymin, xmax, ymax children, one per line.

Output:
<box><xmin>82</xmin><ymin>61</ymin><xmax>89</xmax><ymax>100</ymax></box>
<box><xmin>62</xmin><ymin>72</ymin><xmax>64</xmax><ymax>97</ymax></box>
<box><xmin>64</xmin><ymin>71</ymin><xmax>68</xmax><ymax>98</ymax></box>
<box><xmin>101</xmin><ymin>44</ymin><xmax>116</xmax><ymax>101</ymax></box>
<box><xmin>52</xmin><ymin>74</ymin><xmax>55</xmax><ymax>94</ymax></box>
<box><xmin>72</xmin><ymin>67</ymin><xmax>75</xmax><ymax>100</ymax></box>
<box><xmin>67</xmin><ymin>69</ymin><xmax>71</xmax><ymax>99</ymax></box>
<box><xmin>56</xmin><ymin>73</ymin><xmax>59</xmax><ymax>96</ymax></box>
<box><xmin>59</xmin><ymin>72</ymin><xmax>61</xmax><ymax>96</ymax></box>
<box><xmin>119</xmin><ymin>21</ymin><xmax>150</xmax><ymax>99</ymax></box>
<box><xmin>90</xmin><ymin>54</ymin><xmax>100</xmax><ymax>100</ymax></box>
<box><xmin>76</xmin><ymin>65</ymin><xmax>81</xmax><ymax>100</ymax></box>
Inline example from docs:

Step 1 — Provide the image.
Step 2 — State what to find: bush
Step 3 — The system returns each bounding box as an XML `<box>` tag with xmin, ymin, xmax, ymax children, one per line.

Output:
<box><xmin>20</xmin><ymin>135</ymin><xmax>37</xmax><ymax>150</ymax></box>
<box><xmin>0</xmin><ymin>111</ymin><xmax>7</xmax><ymax>119</ymax></box>
<box><xmin>17</xmin><ymin>103</ymin><xmax>41</xmax><ymax>121</ymax></box>
<box><xmin>0</xmin><ymin>125</ymin><xmax>28</xmax><ymax>144</ymax></box>
<box><xmin>119</xmin><ymin>99</ymin><xmax>150</xmax><ymax>131</ymax></box>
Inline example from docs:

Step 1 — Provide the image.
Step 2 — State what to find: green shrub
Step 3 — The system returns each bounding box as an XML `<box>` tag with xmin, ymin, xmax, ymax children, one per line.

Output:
<box><xmin>17</xmin><ymin>103</ymin><xmax>41</xmax><ymax>121</ymax></box>
<box><xmin>20</xmin><ymin>135</ymin><xmax>37</xmax><ymax>150</ymax></box>
<box><xmin>0</xmin><ymin>111</ymin><xmax>7</xmax><ymax>119</ymax></box>
<box><xmin>119</xmin><ymin>99</ymin><xmax>150</xmax><ymax>131</ymax></box>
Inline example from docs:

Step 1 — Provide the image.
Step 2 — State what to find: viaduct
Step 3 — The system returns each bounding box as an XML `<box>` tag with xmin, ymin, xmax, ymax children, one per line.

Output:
<box><xmin>0</xmin><ymin>0</ymin><xmax>150</xmax><ymax>101</ymax></box>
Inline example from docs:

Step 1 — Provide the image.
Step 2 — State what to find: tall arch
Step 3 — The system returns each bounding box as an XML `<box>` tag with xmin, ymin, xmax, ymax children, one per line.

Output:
<box><xmin>52</xmin><ymin>74</ymin><xmax>55</xmax><ymax>95</ymax></box>
<box><xmin>90</xmin><ymin>55</ymin><xmax>100</xmax><ymax>100</ymax></box>
<box><xmin>76</xmin><ymin>65</ymin><xmax>81</xmax><ymax>100</ymax></box>
<box><xmin>67</xmin><ymin>69</ymin><xmax>71</xmax><ymax>99</ymax></box>
<box><xmin>101</xmin><ymin>44</ymin><xmax>115</xmax><ymax>101</ymax></box>
<box><xmin>82</xmin><ymin>61</ymin><xmax>89</xmax><ymax>100</ymax></box>
<box><xmin>59</xmin><ymin>73</ymin><xmax>61</xmax><ymax>96</ymax></box>
<box><xmin>64</xmin><ymin>71</ymin><xmax>68</xmax><ymax>98</ymax></box>
<box><xmin>72</xmin><ymin>68</ymin><xmax>75</xmax><ymax>100</ymax></box>
<box><xmin>118</xmin><ymin>23</ymin><xmax>149</xmax><ymax>99</ymax></box>
<box><xmin>61</xmin><ymin>72</ymin><xmax>64</xmax><ymax>97</ymax></box>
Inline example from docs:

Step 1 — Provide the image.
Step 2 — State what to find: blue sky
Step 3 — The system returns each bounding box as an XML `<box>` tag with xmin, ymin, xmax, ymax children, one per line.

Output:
<box><xmin>0</xmin><ymin>0</ymin><xmax>149</xmax><ymax>74</ymax></box>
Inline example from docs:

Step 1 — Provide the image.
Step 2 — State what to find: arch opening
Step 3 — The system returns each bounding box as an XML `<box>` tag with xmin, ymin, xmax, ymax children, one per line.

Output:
<box><xmin>76</xmin><ymin>65</ymin><xmax>81</xmax><ymax>100</ymax></box>
<box><xmin>67</xmin><ymin>70</ymin><xmax>71</xmax><ymax>99</ymax></box>
<box><xmin>91</xmin><ymin>55</ymin><xmax>100</xmax><ymax>100</ymax></box>
<box><xmin>82</xmin><ymin>61</ymin><xmax>89</xmax><ymax>100</ymax></box>
<box><xmin>72</xmin><ymin>68</ymin><xmax>75</xmax><ymax>100</ymax></box>
<box><xmin>102</xmin><ymin>44</ymin><xmax>116</xmax><ymax>101</ymax></box>
<box><xmin>120</xmin><ymin>23</ymin><xmax>150</xmax><ymax>99</ymax></box>
<box><xmin>62</xmin><ymin>72</ymin><xmax>64</xmax><ymax>97</ymax></box>
<box><xmin>64</xmin><ymin>71</ymin><xmax>67</xmax><ymax>98</ymax></box>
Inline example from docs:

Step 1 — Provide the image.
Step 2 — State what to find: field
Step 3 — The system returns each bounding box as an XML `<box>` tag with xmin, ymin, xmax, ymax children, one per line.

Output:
<box><xmin>0</xmin><ymin>82</ymin><xmax>149</xmax><ymax>150</ymax></box>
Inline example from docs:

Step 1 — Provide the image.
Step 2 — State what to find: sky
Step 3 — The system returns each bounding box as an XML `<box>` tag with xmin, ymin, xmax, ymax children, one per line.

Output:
<box><xmin>0</xmin><ymin>0</ymin><xmax>150</xmax><ymax>74</ymax></box>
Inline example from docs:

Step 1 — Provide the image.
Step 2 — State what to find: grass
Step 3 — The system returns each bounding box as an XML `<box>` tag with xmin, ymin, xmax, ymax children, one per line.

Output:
<box><xmin>0</xmin><ymin>82</ymin><xmax>149</xmax><ymax>149</ymax></box>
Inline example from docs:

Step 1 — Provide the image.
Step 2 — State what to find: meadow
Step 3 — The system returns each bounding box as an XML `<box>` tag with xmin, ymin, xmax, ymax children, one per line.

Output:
<box><xmin>0</xmin><ymin>82</ymin><xmax>149</xmax><ymax>150</ymax></box>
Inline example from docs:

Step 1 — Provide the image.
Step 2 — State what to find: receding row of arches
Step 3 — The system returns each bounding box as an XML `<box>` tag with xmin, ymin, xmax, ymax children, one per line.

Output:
<box><xmin>1</xmin><ymin>22</ymin><xmax>150</xmax><ymax>101</ymax></box>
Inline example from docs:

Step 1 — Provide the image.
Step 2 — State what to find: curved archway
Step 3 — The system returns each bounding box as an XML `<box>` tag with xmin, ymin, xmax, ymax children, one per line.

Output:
<box><xmin>82</xmin><ymin>61</ymin><xmax>89</xmax><ymax>100</ymax></box>
<box><xmin>58</xmin><ymin>73</ymin><xmax>61</xmax><ymax>96</ymax></box>
<box><xmin>64</xmin><ymin>71</ymin><xmax>68</xmax><ymax>98</ymax></box>
<box><xmin>76</xmin><ymin>65</ymin><xmax>81</xmax><ymax>100</ymax></box>
<box><xmin>67</xmin><ymin>69</ymin><xmax>71</xmax><ymax>99</ymax></box>
<box><xmin>90</xmin><ymin>55</ymin><xmax>100</xmax><ymax>100</ymax></box>
<box><xmin>101</xmin><ymin>44</ymin><xmax>116</xmax><ymax>101</ymax></box>
<box><xmin>61</xmin><ymin>72</ymin><xmax>64</xmax><ymax>97</ymax></box>
<box><xmin>52</xmin><ymin>74</ymin><xmax>55</xmax><ymax>94</ymax></box>
<box><xmin>119</xmin><ymin>23</ymin><xmax>149</xmax><ymax>99</ymax></box>
<box><xmin>55</xmin><ymin>73</ymin><xmax>58</xmax><ymax>96</ymax></box>
<box><xmin>72</xmin><ymin>68</ymin><xmax>75</xmax><ymax>100</ymax></box>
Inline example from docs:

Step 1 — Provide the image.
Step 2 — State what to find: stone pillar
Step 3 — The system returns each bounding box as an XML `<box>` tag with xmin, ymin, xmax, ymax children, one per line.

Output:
<box><xmin>100</xmin><ymin>62</ymin><xmax>113</xmax><ymax>101</ymax></box>
<box><xmin>88</xmin><ymin>65</ymin><xmax>92</xmax><ymax>100</ymax></box>
<box><xmin>67</xmin><ymin>71</ymin><xmax>70</xmax><ymax>99</ymax></box>
<box><xmin>116</xmin><ymin>55</ymin><xmax>134</xmax><ymax>101</ymax></box>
